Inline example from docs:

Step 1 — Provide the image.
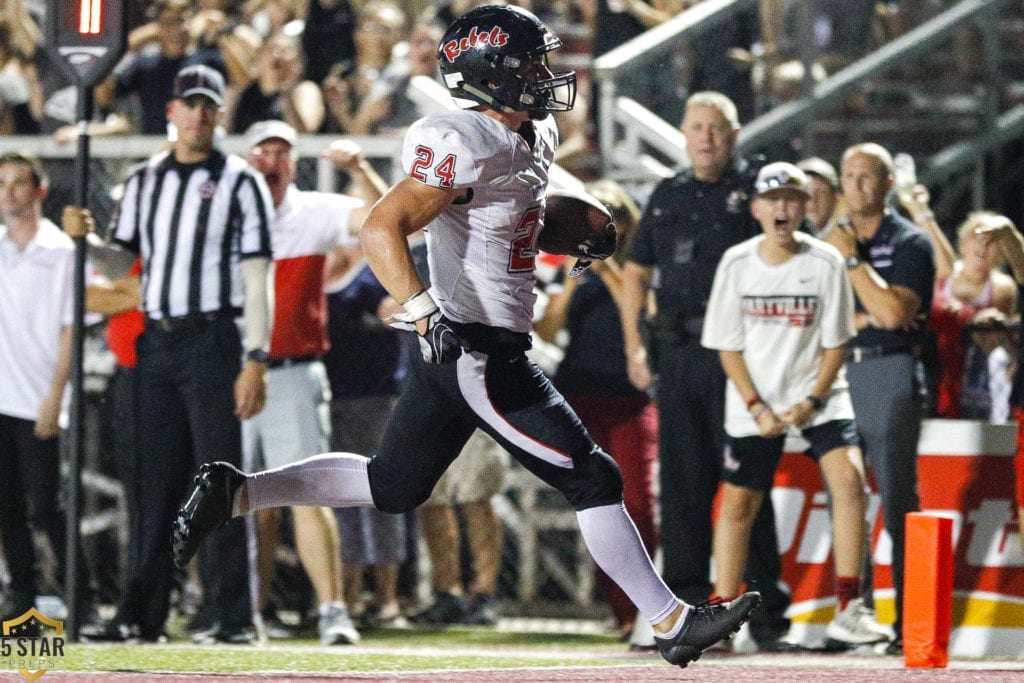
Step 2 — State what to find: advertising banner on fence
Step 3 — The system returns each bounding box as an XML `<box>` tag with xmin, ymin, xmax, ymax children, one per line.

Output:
<box><xmin>775</xmin><ymin>419</ymin><xmax>1023</xmax><ymax>656</ymax></box>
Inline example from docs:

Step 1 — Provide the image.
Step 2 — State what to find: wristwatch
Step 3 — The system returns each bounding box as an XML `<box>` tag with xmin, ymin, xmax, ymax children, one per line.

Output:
<box><xmin>844</xmin><ymin>255</ymin><xmax>862</xmax><ymax>270</ymax></box>
<box><xmin>246</xmin><ymin>348</ymin><xmax>269</xmax><ymax>364</ymax></box>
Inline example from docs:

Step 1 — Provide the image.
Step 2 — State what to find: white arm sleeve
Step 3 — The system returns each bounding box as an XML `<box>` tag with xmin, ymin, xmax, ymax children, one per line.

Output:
<box><xmin>240</xmin><ymin>256</ymin><xmax>271</xmax><ymax>353</ymax></box>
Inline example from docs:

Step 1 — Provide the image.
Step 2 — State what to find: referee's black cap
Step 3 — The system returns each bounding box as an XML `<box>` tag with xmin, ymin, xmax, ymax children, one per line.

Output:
<box><xmin>174</xmin><ymin>65</ymin><xmax>225</xmax><ymax>106</ymax></box>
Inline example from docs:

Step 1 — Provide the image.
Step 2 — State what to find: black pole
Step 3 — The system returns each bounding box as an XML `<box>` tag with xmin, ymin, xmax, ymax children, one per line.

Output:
<box><xmin>65</xmin><ymin>85</ymin><xmax>93</xmax><ymax>641</ymax></box>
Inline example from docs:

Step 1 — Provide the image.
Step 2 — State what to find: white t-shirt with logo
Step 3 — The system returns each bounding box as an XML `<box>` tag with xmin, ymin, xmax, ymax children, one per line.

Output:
<box><xmin>702</xmin><ymin>232</ymin><xmax>856</xmax><ymax>438</ymax></box>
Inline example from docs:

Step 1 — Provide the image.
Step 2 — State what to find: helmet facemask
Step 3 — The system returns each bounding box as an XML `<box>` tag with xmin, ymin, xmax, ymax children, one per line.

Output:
<box><xmin>497</xmin><ymin>53</ymin><xmax>577</xmax><ymax>118</ymax></box>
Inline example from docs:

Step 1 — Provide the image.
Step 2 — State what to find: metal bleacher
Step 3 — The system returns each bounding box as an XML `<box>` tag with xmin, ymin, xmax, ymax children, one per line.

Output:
<box><xmin>594</xmin><ymin>0</ymin><xmax>1024</xmax><ymax>223</ymax></box>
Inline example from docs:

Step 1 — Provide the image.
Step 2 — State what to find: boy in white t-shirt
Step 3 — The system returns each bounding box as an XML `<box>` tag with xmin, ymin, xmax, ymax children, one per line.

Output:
<box><xmin>702</xmin><ymin>162</ymin><xmax>887</xmax><ymax>648</ymax></box>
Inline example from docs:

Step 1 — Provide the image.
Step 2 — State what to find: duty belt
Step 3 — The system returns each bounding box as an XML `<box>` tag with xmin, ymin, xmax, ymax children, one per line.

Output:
<box><xmin>848</xmin><ymin>345</ymin><xmax>915</xmax><ymax>363</ymax></box>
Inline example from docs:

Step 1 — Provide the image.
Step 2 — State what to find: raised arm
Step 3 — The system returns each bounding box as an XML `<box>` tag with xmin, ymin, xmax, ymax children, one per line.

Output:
<box><xmin>322</xmin><ymin>139</ymin><xmax>389</xmax><ymax>235</ymax></box>
<box><xmin>899</xmin><ymin>184</ymin><xmax>955</xmax><ymax>281</ymax></box>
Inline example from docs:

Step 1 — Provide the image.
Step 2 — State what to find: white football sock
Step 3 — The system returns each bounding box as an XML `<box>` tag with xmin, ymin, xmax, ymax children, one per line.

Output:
<box><xmin>659</xmin><ymin>604</ymin><xmax>692</xmax><ymax>639</ymax></box>
<box><xmin>246</xmin><ymin>453</ymin><xmax>374</xmax><ymax>511</ymax></box>
<box><xmin>576</xmin><ymin>502</ymin><xmax>682</xmax><ymax>626</ymax></box>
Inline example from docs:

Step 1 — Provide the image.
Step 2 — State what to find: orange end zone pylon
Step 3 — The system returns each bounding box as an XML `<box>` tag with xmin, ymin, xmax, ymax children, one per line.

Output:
<box><xmin>903</xmin><ymin>512</ymin><xmax>954</xmax><ymax>668</ymax></box>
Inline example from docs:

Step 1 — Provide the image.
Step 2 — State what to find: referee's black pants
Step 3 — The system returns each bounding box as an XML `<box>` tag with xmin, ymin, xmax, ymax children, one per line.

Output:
<box><xmin>654</xmin><ymin>336</ymin><xmax>791</xmax><ymax>642</ymax></box>
<box><xmin>121</xmin><ymin>317</ymin><xmax>251</xmax><ymax>638</ymax></box>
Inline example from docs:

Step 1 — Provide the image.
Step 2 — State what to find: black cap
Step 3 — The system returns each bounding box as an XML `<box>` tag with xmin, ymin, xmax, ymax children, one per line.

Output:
<box><xmin>173</xmin><ymin>64</ymin><xmax>225</xmax><ymax>106</ymax></box>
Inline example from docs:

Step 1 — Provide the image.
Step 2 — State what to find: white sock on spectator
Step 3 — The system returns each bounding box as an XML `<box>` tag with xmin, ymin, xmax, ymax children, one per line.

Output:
<box><xmin>246</xmin><ymin>453</ymin><xmax>374</xmax><ymax>511</ymax></box>
<box><xmin>577</xmin><ymin>502</ymin><xmax>683</xmax><ymax>626</ymax></box>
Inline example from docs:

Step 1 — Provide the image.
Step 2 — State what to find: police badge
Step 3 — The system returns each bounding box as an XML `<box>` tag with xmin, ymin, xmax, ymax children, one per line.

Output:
<box><xmin>725</xmin><ymin>189</ymin><xmax>748</xmax><ymax>214</ymax></box>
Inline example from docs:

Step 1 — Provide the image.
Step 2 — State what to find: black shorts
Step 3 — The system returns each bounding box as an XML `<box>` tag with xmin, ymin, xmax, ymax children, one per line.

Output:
<box><xmin>721</xmin><ymin>419</ymin><xmax>860</xmax><ymax>492</ymax></box>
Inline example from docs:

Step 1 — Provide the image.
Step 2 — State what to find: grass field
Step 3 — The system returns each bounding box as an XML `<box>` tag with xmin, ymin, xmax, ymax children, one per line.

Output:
<box><xmin>59</xmin><ymin>626</ymin><xmax>630</xmax><ymax>674</ymax></box>
<box><xmin>7</xmin><ymin>620</ymin><xmax>1024</xmax><ymax>682</ymax></box>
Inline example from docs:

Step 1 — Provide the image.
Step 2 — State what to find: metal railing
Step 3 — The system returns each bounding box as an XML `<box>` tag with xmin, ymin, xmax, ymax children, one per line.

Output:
<box><xmin>738</xmin><ymin>0</ymin><xmax>1014</xmax><ymax>154</ymax></box>
<box><xmin>593</xmin><ymin>0</ymin><xmax>1019</xmax><ymax>211</ymax></box>
<box><xmin>593</xmin><ymin>0</ymin><xmax>758</xmax><ymax>173</ymax></box>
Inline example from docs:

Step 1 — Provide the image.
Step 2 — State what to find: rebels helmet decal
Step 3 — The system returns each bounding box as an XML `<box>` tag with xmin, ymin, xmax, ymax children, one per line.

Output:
<box><xmin>441</xmin><ymin>25</ymin><xmax>510</xmax><ymax>63</ymax></box>
<box><xmin>438</xmin><ymin>5</ymin><xmax>576</xmax><ymax>118</ymax></box>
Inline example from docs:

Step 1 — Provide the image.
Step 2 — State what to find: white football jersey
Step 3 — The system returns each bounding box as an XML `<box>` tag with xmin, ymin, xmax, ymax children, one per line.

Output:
<box><xmin>401</xmin><ymin>109</ymin><xmax>558</xmax><ymax>333</ymax></box>
<box><xmin>701</xmin><ymin>233</ymin><xmax>856</xmax><ymax>437</ymax></box>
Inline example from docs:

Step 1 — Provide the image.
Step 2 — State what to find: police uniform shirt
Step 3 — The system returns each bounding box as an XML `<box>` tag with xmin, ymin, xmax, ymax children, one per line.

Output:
<box><xmin>401</xmin><ymin>109</ymin><xmax>557</xmax><ymax>334</ymax></box>
<box><xmin>111</xmin><ymin>149</ymin><xmax>274</xmax><ymax>320</ymax></box>
<box><xmin>850</xmin><ymin>212</ymin><xmax>935</xmax><ymax>349</ymax></box>
<box><xmin>629</xmin><ymin>158</ymin><xmax>760</xmax><ymax>319</ymax></box>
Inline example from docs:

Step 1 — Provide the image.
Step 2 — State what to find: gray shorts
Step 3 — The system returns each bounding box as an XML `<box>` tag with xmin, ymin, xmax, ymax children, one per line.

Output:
<box><xmin>243</xmin><ymin>360</ymin><xmax>331</xmax><ymax>471</ymax></box>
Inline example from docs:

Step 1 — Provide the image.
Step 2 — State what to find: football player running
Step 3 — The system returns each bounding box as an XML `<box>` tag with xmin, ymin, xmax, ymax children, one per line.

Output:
<box><xmin>172</xmin><ymin>5</ymin><xmax>759</xmax><ymax>667</ymax></box>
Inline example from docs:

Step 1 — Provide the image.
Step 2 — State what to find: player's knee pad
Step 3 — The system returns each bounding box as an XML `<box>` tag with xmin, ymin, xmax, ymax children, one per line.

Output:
<box><xmin>560</xmin><ymin>447</ymin><xmax>623</xmax><ymax>510</ymax></box>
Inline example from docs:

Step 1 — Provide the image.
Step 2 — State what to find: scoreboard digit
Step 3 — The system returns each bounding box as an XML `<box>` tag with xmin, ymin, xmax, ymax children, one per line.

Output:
<box><xmin>45</xmin><ymin>0</ymin><xmax>127</xmax><ymax>87</ymax></box>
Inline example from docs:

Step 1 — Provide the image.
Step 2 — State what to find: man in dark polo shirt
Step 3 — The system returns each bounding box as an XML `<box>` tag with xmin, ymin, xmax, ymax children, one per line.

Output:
<box><xmin>621</xmin><ymin>91</ymin><xmax>791</xmax><ymax>649</ymax></box>
<box><xmin>824</xmin><ymin>142</ymin><xmax>935</xmax><ymax>655</ymax></box>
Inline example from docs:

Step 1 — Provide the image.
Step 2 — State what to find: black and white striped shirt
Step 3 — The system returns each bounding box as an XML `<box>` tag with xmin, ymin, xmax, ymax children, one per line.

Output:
<box><xmin>111</xmin><ymin>149</ymin><xmax>273</xmax><ymax>319</ymax></box>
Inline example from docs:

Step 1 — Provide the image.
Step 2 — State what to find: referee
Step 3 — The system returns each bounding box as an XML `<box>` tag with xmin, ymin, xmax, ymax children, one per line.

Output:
<box><xmin>102</xmin><ymin>65</ymin><xmax>273</xmax><ymax>643</ymax></box>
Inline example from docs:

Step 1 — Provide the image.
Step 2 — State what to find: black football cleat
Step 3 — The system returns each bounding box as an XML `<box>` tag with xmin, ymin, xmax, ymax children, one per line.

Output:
<box><xmin>172</xmin><ymin>461</ymin><xmax>246</xmax><ymax>569</ymax></box>
<box><xmin>655</xmin><ymin>592</ymin><xmax>761</xmax><ymax>668</ymax></box>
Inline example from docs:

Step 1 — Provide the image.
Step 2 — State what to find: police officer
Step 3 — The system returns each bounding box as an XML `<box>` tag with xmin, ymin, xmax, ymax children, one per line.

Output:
<box><xmin>823</xmin><ymin>142</ymin><xmax>935</xmax><ymax>655</ymax></box>
<box><xmin>88</xmin><ymin>64</ymin><xmax>274</xmax><ymax>643</ymax></box>
<box><xmin>621</xmin><ymin>91</ymin><xmax>792</xmax><ymax>649</ymax></box>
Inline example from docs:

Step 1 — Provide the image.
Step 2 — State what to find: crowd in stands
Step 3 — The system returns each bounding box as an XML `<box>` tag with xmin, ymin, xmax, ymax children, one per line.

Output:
<box><xmin>2</xmin><ymin>0</ymin><xmax>1023</xmax><ymax>662</ymax></box>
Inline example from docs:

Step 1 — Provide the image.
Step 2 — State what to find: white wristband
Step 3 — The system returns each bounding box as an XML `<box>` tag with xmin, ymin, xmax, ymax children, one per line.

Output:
<box><xmin>391</xmin><ymin>289</ymin><xmax>439</xmax><ymax>323</ymax></box>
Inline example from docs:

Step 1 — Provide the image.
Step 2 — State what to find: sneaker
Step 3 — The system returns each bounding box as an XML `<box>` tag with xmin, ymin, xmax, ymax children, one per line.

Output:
<box><xmin>884</xmin><ymin>637</ymin><xmax>903</xmax><ymax>656</ymax></box>
<box><xmin>654</xmin><ymin>592</ymin><xmax>761</xmax><ymax>668</ymax></box>
<box><xmin>319</xmin><ymin>603</ymin><xmax>360</xmax><ymax>645</ymax></box>
<box><xmin>192</xmin><ymin>621</ymin><xmax>255</xmax><ymax>645</ymax></box>
<box><xmin>824</xmin><ymin>598</ymin><xmax>890</xmax><ymax>646</ymax></box>
<box><xmin>79</xmin><ymin>620</ymin><xmax>140</xmax><ymax>643</ymax></box>
<box><xmin>757</xmin><ymin>632</ymin><xmax>809</xmax><ymax>653</ymax></box>
<box><xmin>172</xmin><ymin>462</ymin><xmax>246</xmax><ymax>569</ymax></box>
<box><xmin>462</xmin><ymin>593</ymin><xmax>498</xmax><ymax>626</ymax></box>
<box><xmin>407</xmin><ymin>591</ymin><xmax>468</xmax><ymax>625</ymax></box>
<box><xmin>262</xmin><ymin>615</ymin><xmax>294</xmax><ymax>640</ymax></box>
<box><xmin>359</xmin><ymin>603</ymin><xmax>407</xmax><ymax>629</ymax></box>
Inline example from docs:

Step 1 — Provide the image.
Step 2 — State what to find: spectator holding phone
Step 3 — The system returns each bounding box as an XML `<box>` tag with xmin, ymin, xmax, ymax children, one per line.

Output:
<box><xmin>900</xmin><ymin>183</ymin><xmax>1017</xmax><ymax>417</ymax></box>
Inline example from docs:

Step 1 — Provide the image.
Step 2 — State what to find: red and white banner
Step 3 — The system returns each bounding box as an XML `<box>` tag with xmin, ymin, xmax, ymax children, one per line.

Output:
<box><xmin>774</xmin><ymin>419</ymin><xmax>1023</xmax><ymax>656</ymax></box>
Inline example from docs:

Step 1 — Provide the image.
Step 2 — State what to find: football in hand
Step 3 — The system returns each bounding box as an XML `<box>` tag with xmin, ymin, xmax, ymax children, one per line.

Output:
<box><xmin>538</xmin><ymin>189</ymin><xmax>618</xmax><ymax>260</ymax></box>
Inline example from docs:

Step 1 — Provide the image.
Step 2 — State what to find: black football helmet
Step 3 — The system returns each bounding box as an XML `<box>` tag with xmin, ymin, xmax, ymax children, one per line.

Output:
<box><xmin>438</xmin><ymin>5</ymin><xmax>576</xmax><ymax>118</ymax></box>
